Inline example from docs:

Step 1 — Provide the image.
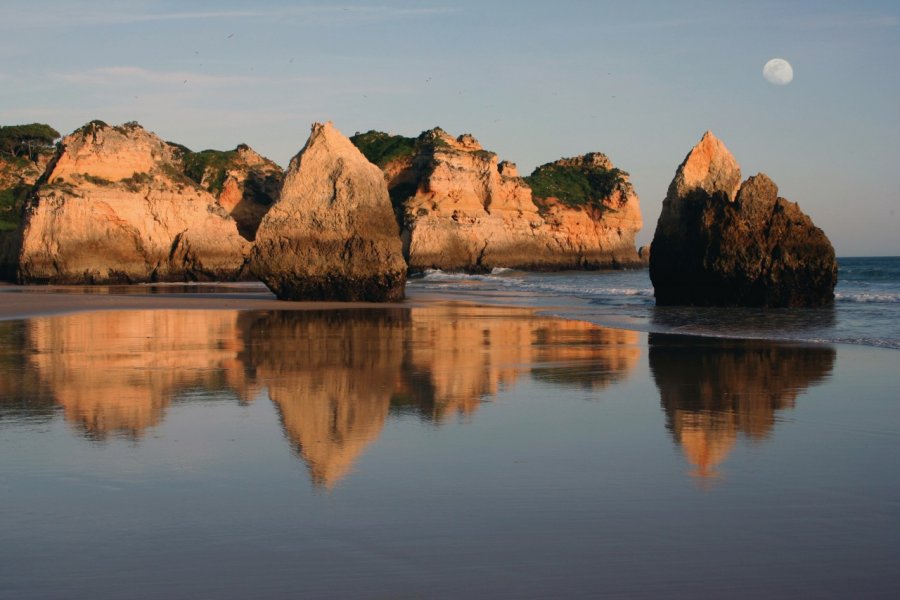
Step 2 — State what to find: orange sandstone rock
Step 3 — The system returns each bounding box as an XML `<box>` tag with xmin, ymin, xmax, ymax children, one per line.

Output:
<box><xmin>251</xmin><ymin>122</ymin><xmax>407</xmax><ymax>301</ymax></box>
<box><xmin>18</xmin><ymin>121</ymin><xmax>249</xmax><ymax>283</ymax></box>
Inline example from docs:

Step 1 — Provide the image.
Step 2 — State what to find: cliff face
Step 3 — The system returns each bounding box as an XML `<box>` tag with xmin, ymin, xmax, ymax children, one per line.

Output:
<box><xmin>18</xmin><ymin>121</ymin><xmax>250</xmax><ymax>284</ymax></box>
<box><xmin>251</xmin><ymin>122</ymin><xmax>407</xmax><ymax>301</ymax></box>
<box><xmin>649</xmin><ymin>132</ymin><xmax>837</xmax><ymax>307</ymax></box>
<box><xmin>179</xmin><ymin>144</ymin><xmax>283</xmax><ymax>240</ymax></box>
<box><xmin>0</xmin><ymin>152</ymin><xmax>53</xmax><ymax>280</ymax></box>
<box><xmin>352</xmin><ymin>128</ymin><xmax>643</xmax><ymax>272</ymax></box>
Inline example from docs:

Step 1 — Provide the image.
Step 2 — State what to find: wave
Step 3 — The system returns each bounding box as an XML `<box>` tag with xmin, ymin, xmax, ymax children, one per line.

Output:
<box><xmin>836</xmin><ymin>291</ymin><xmax>900</xmax><ymax>304</ymax></box>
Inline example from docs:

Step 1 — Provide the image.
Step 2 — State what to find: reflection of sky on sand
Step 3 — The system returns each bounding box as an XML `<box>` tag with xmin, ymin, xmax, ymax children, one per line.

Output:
<box><xmin>7</xmin><ymin>306</ymin><xmax>640</xmax><ymax>487</ymax></box>
<box><xmin>649</xmin><ymin>333</ymin><xmax>835</xmax><ymax>482</ymax></box>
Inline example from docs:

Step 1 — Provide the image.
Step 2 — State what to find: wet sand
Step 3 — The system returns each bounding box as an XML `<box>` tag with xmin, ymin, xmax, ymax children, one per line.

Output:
<box><xmin>0</xmin><ymin>282</ymin><xmax>423</xmax><ymax>321</ymax></box>
<box><xmin>0</xmin><ymin>284</ymin><xmax>897</xmax><ymax>598</ymax></box>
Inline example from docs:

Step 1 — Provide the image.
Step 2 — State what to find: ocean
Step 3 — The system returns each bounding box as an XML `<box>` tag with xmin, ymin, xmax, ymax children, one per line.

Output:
<box><xmin>409</xmin><ymin>256</ymin><xmax>900</xmax><ymax>350</ymax></box>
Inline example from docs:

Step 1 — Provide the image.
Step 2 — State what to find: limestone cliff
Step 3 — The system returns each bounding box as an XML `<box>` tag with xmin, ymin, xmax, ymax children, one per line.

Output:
<box><xmin>351</xmin><ymin>128</ymin><xmax>643</xmax><ymax>272</ymax></box>
<box><xmin>0</xmin><ymin>150</ymin><xmax>53</xmax><ymax>280</ymax></box>
<box><xmin>251</xmin><ymin>122</ymin><xmax>407</xmax><ymax>301</ymax></box>
<box><xmin>649</xmin><ymin>131</ymin><xmax>837</xmax><ymax>307</ymax></box>
<box><xmin>18</xmin><ymin>121</ymin><xmax>250</xmax><ymax>284</ymax></box>
<box><xmin>178</xmin><ymin>143</ymin><xmax>283</xmax><ymax>240</ymax></box>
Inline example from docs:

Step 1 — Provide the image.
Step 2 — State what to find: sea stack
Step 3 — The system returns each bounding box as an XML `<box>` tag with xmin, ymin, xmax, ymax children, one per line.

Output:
<box><xmin>649</xmin><ymin>131</ymin><xmax>837</xmax><ymax>307</ymax></box>
<box><xmin>18</xmin><ymin>121</ymin><xmax>249</xmax><ymax>284</ymax></box>
<box><xmin>251</xmin><ymin>122</ymin><xmax>406</xmax><ymax>301</ymax></box>
<box><xmin>351</xmin><ymin>128</ymin><xmax>643</xmax><ymax>272</ymax></box>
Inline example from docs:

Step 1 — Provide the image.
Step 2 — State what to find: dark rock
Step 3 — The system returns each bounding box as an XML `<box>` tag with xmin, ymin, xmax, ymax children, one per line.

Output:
<box><xmin>649</xmin><ymin>132</ymin><xmax>837</xmax><ymax>307</ymax></box>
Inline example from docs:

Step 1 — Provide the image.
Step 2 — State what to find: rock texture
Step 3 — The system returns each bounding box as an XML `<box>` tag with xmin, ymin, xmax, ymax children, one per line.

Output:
<box><xmin>649</xmin><ymin>132</ymin><xmax>837</xmax><ymax>307</ymax></box>
<box><xmin>251</xmin><ymin>122</ymin><xmax>406</xmax><ymax>301</ymax></box>
<box><xmin>179</xmin><ymin>143</ymin><xmax>283</xmax><ymax>240</ymax></box>
<box><xmin>18</xmin><ymin>121</ymin><xmax>250</xmax><ymax>284</ymax></box>
<box><xmin>352</xmin><ymin>128</ymin><xmax>643</xmax><ymax>272</ymax></box>
<box><xmin>0</xmin><ymin>151</ymin><xmax>52</xmax><ymax>280</ymax></box>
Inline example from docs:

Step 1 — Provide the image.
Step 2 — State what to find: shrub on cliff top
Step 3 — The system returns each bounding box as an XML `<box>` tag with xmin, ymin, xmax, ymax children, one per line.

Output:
<box><xmin>181</xmin><ymin>149</ymin><xmax>239</xmax><ymax>195</ymax></box>
<box><xmin>0</xmin><ymin>123</ymin><xmax>60</xmax><ymax>161</ymax></box>
<box><xmin>349</xmin><ymin>130</ymin><xmax>417</xmax><ymax>167</ymax></box>
<box><xmin>525</xmin><ymin>162</ymin><xmax>627</xmax><ymax>212</ymax></box>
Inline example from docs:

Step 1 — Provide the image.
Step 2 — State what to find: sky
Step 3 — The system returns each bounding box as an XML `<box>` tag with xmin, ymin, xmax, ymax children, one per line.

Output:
<box><xmin>1</xmin><ymin>0</ymin><xmax>898</xmax><ymax>256</ymax></box>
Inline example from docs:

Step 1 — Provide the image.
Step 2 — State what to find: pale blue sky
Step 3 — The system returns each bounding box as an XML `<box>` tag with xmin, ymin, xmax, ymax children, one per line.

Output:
<box><xmin>1</xmin><ymin>0</ymin><xmax>897</xmax><ymax>255</ymax></box>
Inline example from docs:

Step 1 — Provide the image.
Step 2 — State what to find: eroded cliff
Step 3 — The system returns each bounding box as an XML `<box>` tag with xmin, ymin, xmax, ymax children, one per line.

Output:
<box><xmin>18</xmin><ymin>121</ymin><xmax>250</xmax><ymax>284</ymax></box>
<box><xmin>351</xmin><ymin>128</ymin><xmax>643</xmax><ymax>272</ymax></box>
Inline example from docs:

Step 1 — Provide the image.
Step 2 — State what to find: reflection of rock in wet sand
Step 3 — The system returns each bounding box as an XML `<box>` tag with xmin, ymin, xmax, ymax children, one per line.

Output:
<box><xmin>649</xmin><ymin>334</ymin><xmax>835</xmax><ymax>480</ymax></box>
<box><xmin>243</xmin><ymin>306</ymin><xmax>641</xmax><ymax>487</ymax></box>
<box><xmin>0</xmin><ymin>321</ymin><xmax>55</xmax><ymax>421</ymax></box>
<box><xmin>13</xmin><ymin>305</ymin><xmax>640</xmax><ymax>487</ymax></box>
<box><xmin>240</xmin><ymin>310</ymin><xmax>407</xmax><ymax>488</ymax></box>
<box><xmin>27</xmin><ymin>311</ymin><xmax>255</xmax><ymax>440</ymax></box>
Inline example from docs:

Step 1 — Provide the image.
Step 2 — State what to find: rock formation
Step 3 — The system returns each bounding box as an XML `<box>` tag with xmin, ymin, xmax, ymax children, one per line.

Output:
<box><xmin>0</xmin><ymin>147</ymin><xmax>53</xmax><ymax>280</ymax></box>
<box><xmin>17</xmin><ymin>121</ymin><xmax>250</xmax><ymax>284</ymax></box>
<box><xmin>351</xmin><ymin>128</ymin><xmax>643</xmax><ymax>272</ymax></box>
<box><xmin>251</xmin><ymin>122</ymin><xmax>407</xmax><ymax>301</ymax></box>
<box><xmin>649</xmin><ymin>132</ymin><xmax>837</xmax><ymax>307</ymax></box>
<box><xmin>178</xmin><ymin>143</ymin><xmax>283</xmax><ymax>240</ymax></box>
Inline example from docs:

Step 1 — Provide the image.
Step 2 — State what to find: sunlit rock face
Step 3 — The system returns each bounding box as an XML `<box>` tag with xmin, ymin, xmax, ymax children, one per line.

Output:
<box><xmin>352</xmin><ymin>128</ymin><xmax>643</xmax><ymax>272</ymax></box>
<box><xmin>649</xmin><ymin>131</ymin><xmax>837</xmax><ymax>307</ymax></box>
<box><xmin>26</xmin><ymin>310</ymin><xmax>256</xmax><ymax>440</ymax></box>
<box><xmin>251</xmin><ymin>122</ymin><xmax>407</xmax><ymax>301</ymax></box>
<box><xmin>1</xmin><ymin>145</ymin><xmax>55</xmax><ymax>280</ymax></box>
<box><xmin>18</xmin><ymin>121</ymin><xmax>250</xmax><ymax>284</ymax></box>
<box><xmin>649</xmin><ymin>334</ymin><xmax>835</xmax><ymax>480</ymax></box>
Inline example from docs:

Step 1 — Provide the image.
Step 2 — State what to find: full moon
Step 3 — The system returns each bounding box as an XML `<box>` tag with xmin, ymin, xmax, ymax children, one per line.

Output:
<box><xmin>763</xmin><ymin>58</ymin><xmax>793</xmax><ymax>85</ymax></box>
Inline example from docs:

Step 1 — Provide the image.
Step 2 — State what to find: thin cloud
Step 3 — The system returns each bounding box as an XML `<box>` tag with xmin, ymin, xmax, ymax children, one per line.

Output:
<box><xmin>4</xmin><ymin>5</ymin><xmax>456</xmax><ymax>28</ymax></box>
<box><xmin>56</xmin><ymin>66</ymin><xmax>263</xmax><ymax>87</ymax></box>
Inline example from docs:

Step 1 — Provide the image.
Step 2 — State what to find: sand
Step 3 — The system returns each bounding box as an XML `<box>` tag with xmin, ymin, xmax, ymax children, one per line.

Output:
<box><xmin>0</xmin><ymin>282</ymin><xmax>423</xmax><ymax>321</ymax></box>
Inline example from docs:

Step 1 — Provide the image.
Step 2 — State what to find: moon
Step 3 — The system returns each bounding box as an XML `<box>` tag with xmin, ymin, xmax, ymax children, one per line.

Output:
<box><xmin>763</xmin><ymin>58</ymin><xmax>793</xmax><ymax>85</ymax></box>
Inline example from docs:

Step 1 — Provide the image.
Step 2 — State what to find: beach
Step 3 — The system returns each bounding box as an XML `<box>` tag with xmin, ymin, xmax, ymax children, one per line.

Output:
<box><xmin>1</xmin><ymin>282</ymin><xmax>898</xmax><ymax>599</ymax></box>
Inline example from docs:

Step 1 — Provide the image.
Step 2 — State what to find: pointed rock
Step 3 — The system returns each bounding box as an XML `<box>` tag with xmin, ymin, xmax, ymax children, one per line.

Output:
<box><xmin>667</xmin><ymin>131</ymin><xmax>742</xmax><ymax>201</ymax></box>
<box><xmin>251</xmin><ymin>122</ymin><xmax>406</xmax><ymax>301</ymax></box>
<box><xmin>18</xmin><ymin>121</ymin><xmax>249</xmax><ymax>284</ymax></box>
<box><xmin>649</xmin><ymin>133</ymin><xmax>837</xmax><ymax>307</ymax></box>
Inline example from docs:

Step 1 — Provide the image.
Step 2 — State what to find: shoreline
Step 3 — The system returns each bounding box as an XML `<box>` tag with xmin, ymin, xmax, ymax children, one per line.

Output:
<box><xmin>3</xmin><ymin>281</ymin><xmax>895</xmax><ymax>354</ymax></box>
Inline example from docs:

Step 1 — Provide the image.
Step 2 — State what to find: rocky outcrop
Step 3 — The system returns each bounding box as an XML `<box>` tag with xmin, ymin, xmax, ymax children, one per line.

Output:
<box><xmin>179</xmin><ymin>143</ymin><xmax>283</xmax><ymax>240</ymax></box>
<box><xmin>17</xmin><ymin>121</ymin><xmax>250</xmax><ymax>284</ymax></box>
<box><xmin>352</xmin><ymin>128</ymin><xmax>643</xmax><ymax>272</ymax></box>
<box><xmin>251</xmin><ymin>122</ymin><xmax>407</xmax><ymax>301</ymax></box>
<box><xmin>0</xmin><ymin>151</ymin><xmax>53</xmax><ymax>280</ymax></box>
<box><xmin>649</xmin><ymin>132</ymin><xmax>837</xmax><ymax>307</ymax></box>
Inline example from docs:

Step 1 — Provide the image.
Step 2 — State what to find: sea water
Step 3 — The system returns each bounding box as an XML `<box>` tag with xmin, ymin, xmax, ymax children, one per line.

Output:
<box><xmin>409</xmin><ymin>256</ymin><xmax>900</xmax><ymax>349</ymax></box>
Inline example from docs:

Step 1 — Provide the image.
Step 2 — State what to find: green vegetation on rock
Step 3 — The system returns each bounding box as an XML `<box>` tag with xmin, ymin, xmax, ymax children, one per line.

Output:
<box><xmin>349</xmin><ymin>130</ymin><xmax>417</xmax><ymax>167</ymax></box>
<box><xmin>0</xmin><ymin>184</ymin><xmax>30</xmax><ymax>231</ymax></box>
<box><xmin>0</xmin><ymin>123</ymin><xmax>60</xmax><ymax>161</ymax></box>
<box><xmin>525</xmin><ymin>162</ymin><xmax>627</xmax><ymax>211</ymax></box>
<box><xmin>181</xmin><ymin>149</ymin><xmax>239</xmax><ymax>195</ymax></box>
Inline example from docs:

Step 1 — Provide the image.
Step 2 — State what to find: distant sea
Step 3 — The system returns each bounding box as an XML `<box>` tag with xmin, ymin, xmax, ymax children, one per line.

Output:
<box><xmin>409</xmin><ymin>256</ymin><xmax>900</xmax><ymax>350</ymax></box>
